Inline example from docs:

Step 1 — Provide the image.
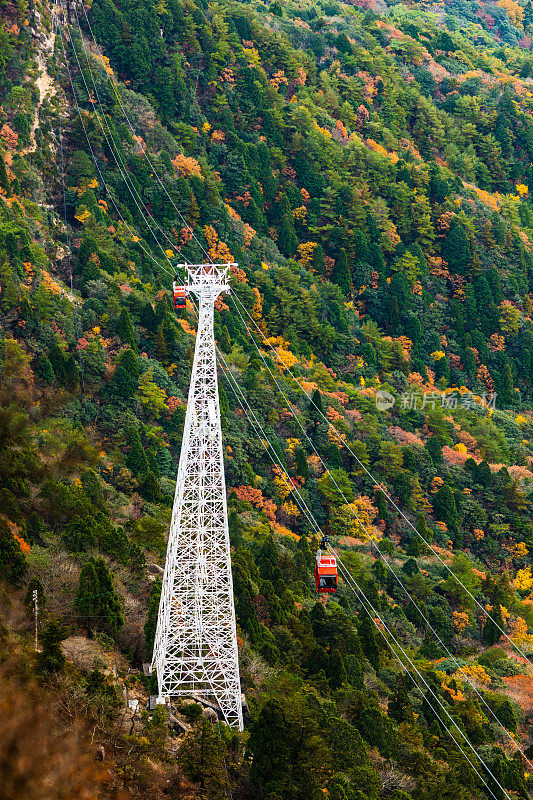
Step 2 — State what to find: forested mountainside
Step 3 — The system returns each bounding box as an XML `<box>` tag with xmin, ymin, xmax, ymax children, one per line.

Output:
<box><xmin>6</xmin><ymin>0</ymin><xmax>533</xmax><ymax>795</ymax></box>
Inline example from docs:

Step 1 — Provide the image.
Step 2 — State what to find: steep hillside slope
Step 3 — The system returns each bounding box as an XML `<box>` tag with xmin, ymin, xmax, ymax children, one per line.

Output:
<box><xmin>3</xmin><ymin>0</ymin><xmax>533</xmax><ymax>797</ymax></box>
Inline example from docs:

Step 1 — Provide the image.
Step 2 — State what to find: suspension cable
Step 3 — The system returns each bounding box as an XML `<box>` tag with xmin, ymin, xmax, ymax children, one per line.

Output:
<box><xmin>206</xmin><ymin>314</ymin><xmax>514</xmax><ymax>800</ymax></box>
<box><xmin>52</xmin><ymin>19</ymin><xmax>526</xmax><ymax>785</ymax></box>
<box><xmin>231</xmin><ymin>292</ymin><xmax>533</xmax><ymax>665</ymax></box>
<box><xmin>54</xmin><ymin>24</ymin><xmax>180</xmax><ymax>283</ymax></box>
<box><xmin>63</xmin><ymin>14</ymin><xmax>191</xmax><ymax>264</ymax></box>
<box><xmin>56</xmin><ymin>25</ymin><xmax>180</xmax><ymax>276</ymax></box>
<box><xmin>327</xmin><ymin>544</ymin><xmax>512</xmax><ymax>800</ymax></box>
<box><xmin>53</xmin><ymin>17</ymin><xmax>88</xmax><ymax>404</ymax></box>
<box><xmin>226</xmin><ymin>297</ymin><xmax>533</xmax><ymax>762</ymax></box>
<box><xmin>73</xmin><ymin>4</ymin><xmax>212</xmax><ymax>262</ymax></box>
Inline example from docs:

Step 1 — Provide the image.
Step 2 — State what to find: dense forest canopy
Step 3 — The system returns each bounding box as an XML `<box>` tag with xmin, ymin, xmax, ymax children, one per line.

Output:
<box><xmin>4</xmin><ymin>0</ymin><xmax>533</xmax><ymax>795</ymax></box>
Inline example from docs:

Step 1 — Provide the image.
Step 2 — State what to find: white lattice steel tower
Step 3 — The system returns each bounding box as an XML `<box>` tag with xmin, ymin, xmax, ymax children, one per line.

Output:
<box><xmin>152</xmin><ymin>263</ymin><xmax>243</xmax><ymax>730</ymax></box>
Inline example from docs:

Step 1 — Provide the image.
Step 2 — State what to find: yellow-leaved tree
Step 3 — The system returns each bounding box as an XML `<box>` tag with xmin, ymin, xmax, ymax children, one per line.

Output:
<box><xmin>514</xmin><ymin>567</ymin><xmax>533</xmax><ymax>593</ymax></box>
<box><xmin>203</xmin><ymin>225</ymin><xmax>234</xmax><ymax>264</ymax></box>
<box><xmin>497</xmin><ymin>0</ymin><xmax>524</xmax><ymax>26</ymax></box>
<box><xmin>137</xmin><ymin>368</ymin><xmax>167</xmax><ymax>419</ymax></box>
<box><xmin>499</xmin><ymin>301</ymin><xmax>521</xmax><ymax>335</ymax></box>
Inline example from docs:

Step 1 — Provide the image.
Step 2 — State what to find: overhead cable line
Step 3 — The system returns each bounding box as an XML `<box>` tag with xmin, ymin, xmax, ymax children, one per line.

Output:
<box><xmin>215</xmin><ymin>311</ymin><xmax>533</xmax><ymax>765</ymax></box>
<box><xmin>53</xmin><ymin>18</ymin><xmax>527</xmax><ymax>785</ymax></box>
<box><xmin>327</xmin><ymin>544</ymin><xmax>513</xmax><ymax>800</ymax></box>
<box><xmin>230</xmin><ymin>292</ymin><xmax>533</xmax><ymax>665</ymax></box>
<box><xmin>74</xmin><ymin>3</ymin><xmax>212</xmax><ymax>263</ymax></box>
<box><xmin>56</xmin><ymin>25</ymin><xmax>179</xmax><ymax>276</ymax></box>
<box><xmin>210</xmin><ymin>331</ymin><xmax>514</xmax><ymax>800</ymax></box>
<box><xmin>65</xmin><ymin>14</ymin><xmax>189</xmax><ymax>263</ymax></box>
<box><xmin>55</xmin><ymin>23</ymin><xmax>180</xmax><ymax>286</ymax></box>
<box><xmin>53</xmin><ymin>16</ymin><xmax>88</xmax><ymax>404</ymax></box>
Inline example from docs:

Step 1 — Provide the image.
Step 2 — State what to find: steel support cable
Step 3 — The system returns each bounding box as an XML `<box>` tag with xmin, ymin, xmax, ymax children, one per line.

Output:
<box><xmin>55</xmin><ymin>24</ymin><xmax>180</xmax><ymax>282</ymax></box>
<box><xmin>326</xmin><ymin>545</ymin><xmax>513</xmax><ymax>800</ymax></box>
<box><xmin>73</xmin><ymin>3</ymin><xmax>212</xmax><ymax>262</ymax></box>
<box><xmin>206</xmin><ymin>302</ymin><xmax>518</xmax><ymax>798</ymax></box>
<box><xmin>209</xmin><ymin>343</ymin><xmax>323</xmax><ymax>537</ymax></box>
<box><xmin>56</xmin><ymin>23</ymin><xmax>180</xmax><ymax>277</ymax></box>
<box><xmin>228</xmin><ymin>300</ymin><xmax>533</xmax><ymax>764</ymax></box>
<box><xmin>57</xmin><ymin>13</ymin><xmax>199</xmax><ymax>313</ymax></box>
<box><xmin>48</xmin><ymin>28</ymin><xmax>194</xmax><ymax>628</ymax></box>
<box><xmin>64</xmin><ymin>8</ymin><xmax>196</xmax><ymax>266</ymax></box>
<box><xmin>53</xmin><ymin>26</ymin><xmax>523</xmax><ymax>776</ymax></box>
<box><xmin>206</xmin><ymin>325</ymin><xmax>513</xmax><ymax>800</ymax></box>
<box><xmin>186</xmin><ymin>298</ymin><xmax>327</xmax><ymax>535</ymax></box>
<box><xmin>53</xmin><ymin>17</ymin><xmax>88</xmax><ymax>402</ymax></box>
<box><xmin>231</xmin><ymin>294</ymin><xmax>533</xmax><ymax>664</ymax></box>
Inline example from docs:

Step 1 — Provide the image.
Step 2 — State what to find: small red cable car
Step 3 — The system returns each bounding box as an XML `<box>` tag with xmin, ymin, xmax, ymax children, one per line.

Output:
<box><xmin>314</xmin><ymin>537</ymin><xmax>337</xmax><ymax>594</ymax></box>
<box><xmin>173</xmin><ymin>276</ymin><xmax>187</xmax><ymax>310</ymax></box>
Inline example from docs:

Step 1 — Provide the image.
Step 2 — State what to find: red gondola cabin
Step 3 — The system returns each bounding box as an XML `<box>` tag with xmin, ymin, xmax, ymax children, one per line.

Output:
<box><xmin>173</xmin><ymin>278</ymin><xmax>187</xmax><ymax>310</ymax></box>
<box><xmin>314</xmin><ymin>552</ymin><xmax>337</xmax><ymax>594</ymax></box>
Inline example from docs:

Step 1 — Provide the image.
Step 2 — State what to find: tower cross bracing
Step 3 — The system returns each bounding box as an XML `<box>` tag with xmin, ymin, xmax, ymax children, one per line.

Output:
<box><xmin>152</xmin><ymin>263</ymin><xmax>243</xmax><ymax>730</ymax></box>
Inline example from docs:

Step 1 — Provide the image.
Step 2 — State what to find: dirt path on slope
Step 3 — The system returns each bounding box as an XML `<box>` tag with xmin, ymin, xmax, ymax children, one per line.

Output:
<box><xmin>23</xmin><ymin>28</ymin><xmax>57</xmax><ymax>155</ymax></box>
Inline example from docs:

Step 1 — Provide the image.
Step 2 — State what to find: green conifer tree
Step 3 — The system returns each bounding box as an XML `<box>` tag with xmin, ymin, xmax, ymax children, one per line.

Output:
<box><xmin>359</xmin><ymin>611</ymin><xmax>380</xmax><ymax>670</ymax></box>
<box><xmin>331</xmin><ymin>248</ymin><xmax>351</xmax><ymax>295</ymax></box>
<box><xmin>154</xmin><ymin>325</ymin><xmax>169</xmax><ymax>364</ymax></box>
<box><xmin>482</xmin><ymin>604</ymin><xmax>504</xmax><ymax>646</ymax></box>
<box><xmin>75</xmin><ymin>559</ymin><xmax>100</xmax><ymax>621</ymax></box>
<box><xmin>0</xmin><ymin>261</ymin><xmax>18</xmax><ymax>309</ymax></box>
<box><xmin>432</xmin><ymin>484</ymin><xmax>459</xmax><ymax>530</ymax></box>
<box><xmin>75</xmin><ymin>557</ymin><xmax>123</xmax><ymax>632</ymax></box>
<box><xmin>0</xmin><ymin>519</ymin><xmax>26</xmax><ymax>584</ymax></box>
<box><xmin>328</xmin><ymin>648</ymin><xmax>348</xmax><ymax>689</ymax></box>
<box><xmin>312</xmin><ymin>244</ymin><xmax>325</xmax><ymax>273</ymax></box>
<box><xmin>278</xmin><ymin>215</ymin><xmax>298</xmax><ymax>257</ymax></box>
<box><xmin>0</xmin><ymin>153</ymin><xmax>11</xmax><ymax>197</ymax></box>
<box><xmin>179</xmin><ymin>718</ymin><xmax>230</xmax><ymax>795</ymax></box>
<box><xmin>217</xmin><ymin>324</ymin><xmax>231</xmax><ymax>353</ymax></box>
<box><xmin>142</xmin><ymin>470</ymin><xmax>162</xmax><ymax>502</ymax></box>
<box><xmin>229</xmin><ymin>509</ymin><xmax>244</xmax><ymax>549</ymax></box>
<box><xmin>402</xmin><ymin>557</ymin><xmax>419</xmax><ymax>576</ymax></box>
<box><xmin>126</xmin><ymin>428</ymin><xmax>149</xmax><ymax>477</ymax></box>
<box><xmin>116</xmin><ymin>307</ymin><xmax>137</xmax><ymax>352</ymax></box>
<box><xmin>26</xmin><ymin>512</ymin><xmax>47</xmax><ymax>546</ymax></box>
<box><xmin>345</xmin><ymin>641</ymin><xmax>364</xmax><ymax>689</ymax></box>
<box><xmin>144</xmin><ymin>577</ymin><xmax>161</xmax><ymax>653</ymax></box>
<box><xmin>94</xmin><ymin>557</ymin><xmax>124</xmax><ymax>631</ymax></box>
<box><xmin>113</xmin><ymin>348</ymin><xmax>140</xmax><ymax>399</ymax></box>
<box><xmin>416</xmin><ymin>511</ymin><xmax>433</xmax><ymax>543</ymax></box>
<box><xmin>37</xmin><ymin>619</ymin><xmax>66</xmax><ymax>674</ymax></box>
<box><xmin>294</xmin><ymin>447</ymin><xmax>309</xmax><ymax>479</ymax></box>
<box><xmin>64</xmin><ymin>355</ymin><xmax>79</xmax><ymax>389</ymax></box>
<box><xmin>496</xmin><ymin>698</ymin><xmax>517</xmax><ymax>733</ymax></box>
<box><xmin>141</xmin><ymin>301</ymin><xmax>157</xmax><ymax>331</ymax></box>
<box><xmin>37</xmin><ymin>356</ymin><xmax>55</xmax><ymax>385</ymax></box>
<box><xmin>308</xmin><ymin>389</ymin><xmax>324</xmax><ymax>433</ymax></box>
<box><xmin>442</xmin><ymin>222</ymin><xmax>471</xmax><ymax>273</ymax></box>
<box><xmin>81</xmin><ymin>468</ymin><xmax>105</xmax><ymax>510</ymax></box>
<box><xmin>388</xmin><ymin>674</ymin><xmax>415</xmax><ymax>724</ymax></box>
<box><xmin>248</xmin><ymin>699</ymin><xmax>291</xmax><ymax>792</ymax></box>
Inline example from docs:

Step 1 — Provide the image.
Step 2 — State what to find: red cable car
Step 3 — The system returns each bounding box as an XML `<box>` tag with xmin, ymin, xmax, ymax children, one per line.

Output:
<box><xmin>173</xmin><ymin>276</ymin><xmax>187</xmax><ymax>310</ymax></box>
<box><xmin>314</xmin><ymin>537</ymin><xmax>337</xmax><ymax>594</ymax></box>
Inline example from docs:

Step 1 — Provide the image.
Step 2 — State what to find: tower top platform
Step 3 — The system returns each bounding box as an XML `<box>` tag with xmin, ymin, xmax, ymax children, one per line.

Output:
<box><xmin>176</xmin><ymin>263</ymin><xmax>234</xmax><ymax>298</ymax></box>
